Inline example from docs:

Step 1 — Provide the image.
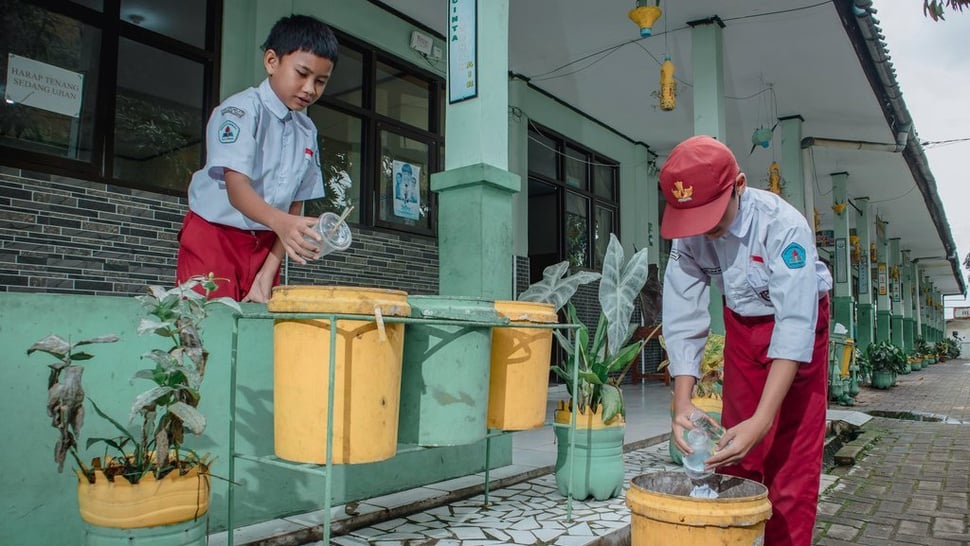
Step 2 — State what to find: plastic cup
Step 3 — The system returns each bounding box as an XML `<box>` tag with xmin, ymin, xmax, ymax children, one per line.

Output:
<box><xmin>683</xmin><ymin>428</ymin><xmax>714</xmax><ymax>480</ymax></box>
<box><xmin>306</xmin><ymin>212</ymin><xmax>352</xmax><ymax>259</ymax></box>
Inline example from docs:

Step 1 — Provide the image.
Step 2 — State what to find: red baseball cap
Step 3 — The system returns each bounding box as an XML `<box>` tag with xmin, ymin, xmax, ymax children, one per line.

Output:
<box><xmin>659</xmin><ymin>135</ymin><xmax>739</xmax><ymax>239</ymax></box>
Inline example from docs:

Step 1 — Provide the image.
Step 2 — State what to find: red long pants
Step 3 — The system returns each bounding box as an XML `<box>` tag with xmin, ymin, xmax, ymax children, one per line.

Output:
<box><xmin>176</xmin><ymin>210</ymin><xmax>280</xmax><ymax>301</ymax></box>
<box><xmin>719</xmin><ymin>295</ymin><xmax>830</xmax><ymax>546</ymax></box>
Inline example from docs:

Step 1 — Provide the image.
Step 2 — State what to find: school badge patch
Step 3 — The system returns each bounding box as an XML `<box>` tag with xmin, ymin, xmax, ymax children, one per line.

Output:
<box><xmin>219</xmin><ymin>120</ymin><xmax>239</xmax><ymax>144</ymax></box>
<box><xmin>781</xmin><ymin>242</ymin><xmax>806</xmax><ymax>269</ymax></box>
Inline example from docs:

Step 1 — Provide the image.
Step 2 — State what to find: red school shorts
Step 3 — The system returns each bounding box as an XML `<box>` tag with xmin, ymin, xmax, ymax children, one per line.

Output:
<box><xmin>175</xmin><ymin>210</ymin><xmax>280</xmax><ymax>300</ymax></box>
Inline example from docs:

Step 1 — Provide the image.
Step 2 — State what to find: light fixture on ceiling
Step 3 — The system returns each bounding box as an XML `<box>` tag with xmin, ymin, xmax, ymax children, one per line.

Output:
<box><xmin>628</xmin><ymin>0</ymin><xmax>662</xmax><ymax>38</ymax></box>
<box><xmin>127</xmin><ymin>13</ymin><xmax>145</xmax><ymax>25</ymax></box>
<box><xmin>659</xmin><ymin>56</ymin><xmax>675</xmax><ymax>111</ymax></box>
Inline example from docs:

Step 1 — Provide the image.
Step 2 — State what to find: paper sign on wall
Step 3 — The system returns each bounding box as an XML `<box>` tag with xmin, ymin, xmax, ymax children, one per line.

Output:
<box><xmin>5</xmin><ymin>54</ymin><xmax>84</xmax><ymax>118</ymax></box>
<box><xmin>392</xmin><ymin>160</ymin><xmax>421</xmax><ymax>221</ymax></box>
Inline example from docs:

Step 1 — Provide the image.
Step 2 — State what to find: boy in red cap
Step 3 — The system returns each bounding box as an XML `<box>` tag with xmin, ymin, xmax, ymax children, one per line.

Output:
<box><xmin>660</xmin><ymin>135</ymin><xmax>832</xmax><ymax>545</ymax></box>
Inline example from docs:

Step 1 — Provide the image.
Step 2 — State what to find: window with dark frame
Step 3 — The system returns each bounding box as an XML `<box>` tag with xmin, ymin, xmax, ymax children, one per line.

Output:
<box><xmin>527</xmin><ymin>123</ymin><xmax>619</xmax><ymax>278</ymax></box>
<box><xmin>303</xmin><ymin>33</ymin><xmax>444</xmax><ymax>238</ymax></box>
<box><xmin>0</xmin><ymin>0</ymin><xmax>222</xmax><ymax>196</ymax></box>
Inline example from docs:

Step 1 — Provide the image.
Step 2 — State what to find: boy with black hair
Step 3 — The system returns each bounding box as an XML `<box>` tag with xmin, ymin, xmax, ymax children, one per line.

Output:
<box><xmin>176</xmin><ymin>14</ymin><xmax>339</xmax><ymax>302</ymax></box>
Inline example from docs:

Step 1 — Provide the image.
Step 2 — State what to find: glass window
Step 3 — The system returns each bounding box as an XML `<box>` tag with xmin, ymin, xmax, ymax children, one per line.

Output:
<box><xmin>306</xmin><ymin>38</ymin><xmax>442</xmax><ymax>238</ymax></box>
<box><xmin>305</xmin><ymin>106</ymin><xmax>362</xmax><ymax>223</ymax></box>
<box><xmin>326</xmin><ymin>45</ymin><xmax>363</xmax><ymax>107</ymax></box>
<box><xmin>594</xmin><ymin>206</ymin><xmax>615</xmax><ymax>269</ymax></box>
<box><xmin>528</xmin><ymin>129</ymin><xmax>557</xmax><ymax>180</ymax></box>
<box><xmin>565</xmin><ymin>192</ymin><xmax>589</xmax><ymax>269</ymax></box>
<box><xmin>376</xmin><ymin>61</ymin><xmax>429</xmax><ymax>130</ymax></box>
<box><xmin>564</xmin><ymin>145</ymin><xmax>587</xmax><ymax>189</ymax></box>
<box><xmin>113</xmin><ymin>38</ymin><xmax>204</xmax><ymax>192</ymax></box>
<box><xmin>0</xmin><ymin>0</ymin><xmax>220</xmax><ymax>195</ymax></box>
<box><xmin>378</xmin><ymin>129</ymin><xmax>432</xmax><ymax>233</ymax></box>
<box><xmin>525</xmin><ymin>123</ymin><xmax>620</xmax><ymax>279</ymax></box>
<box><xmin>121</xmin><ymin>0</ymin><xmax>207</xmax><ymax>47</ymax></box>
<box><xmin>594</xmin><ymin>161</ymin><xmax>617</xmax><ymax>200</ymax></box>
<box><xmin>0</xmin><ymin>5</ymin><xmax>100</xmax><ymax>161</ymax></box>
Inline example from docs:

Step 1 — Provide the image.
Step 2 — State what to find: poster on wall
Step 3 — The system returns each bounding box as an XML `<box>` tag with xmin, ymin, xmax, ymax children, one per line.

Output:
<box><xmin>4</xmin><ymin>54</ymin><xmax>84</xmax><ymax>118</ymax></box>
<box><xmin>877</xmin><ymin>263</ymin><xmax>887</xmax><ymax>296</ymax></box>
<box><xmin>392</xmin><ymin>160</ymin><xmax>421</xmax><ymax>221</ymax></box>
<box><xmin>448</xmin><ymin>0</ymin><xmax>477</xmax><ymax>103</ymax></box>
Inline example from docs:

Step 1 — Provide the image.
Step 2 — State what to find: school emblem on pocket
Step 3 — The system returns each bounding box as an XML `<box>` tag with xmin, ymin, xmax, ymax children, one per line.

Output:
<box><xmin>219</xmin><ymin>120</ymin><xmax>240</xmax><ymax>144</ymax></box>
<box><xmin>782</xmin><ymin>242</ymin><xmax>806</xmax><ymax>269</ymax></box>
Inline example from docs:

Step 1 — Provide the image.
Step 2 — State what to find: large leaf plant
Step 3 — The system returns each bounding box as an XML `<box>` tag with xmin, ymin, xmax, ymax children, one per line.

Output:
<box><xmin>28</xmin><ymin>274</ymin><xmax>240</xmax><ymax>484</ymax></box>
<box><xmin>550</xmin><ymin>234</ymin><xmax>650</xmax><ymax>423</ymax></box>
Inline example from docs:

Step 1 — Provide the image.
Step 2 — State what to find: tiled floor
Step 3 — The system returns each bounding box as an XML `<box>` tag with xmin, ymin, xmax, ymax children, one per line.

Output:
<box><xmin>320</xmin><ymin>441</ymin><xmax>679</xmax><ymax>546</ymax></box>
<box><xmin>210</xmin><ymin>381</ymin><xmax>674</xmax><ymax>546</ymax></box>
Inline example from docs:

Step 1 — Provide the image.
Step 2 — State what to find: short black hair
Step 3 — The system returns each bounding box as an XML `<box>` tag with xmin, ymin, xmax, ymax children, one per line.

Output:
<box><xmin>262</xmin><ymin>15</ymin><xmax>339</xmax><ymax>65</ymax></box>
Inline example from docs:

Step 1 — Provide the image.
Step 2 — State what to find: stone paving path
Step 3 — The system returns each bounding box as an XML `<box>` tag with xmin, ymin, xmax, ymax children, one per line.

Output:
<box><xmin>813</xmin><ymin>359</ymin><xmax>970</xmax><ymax>545</ymax></box>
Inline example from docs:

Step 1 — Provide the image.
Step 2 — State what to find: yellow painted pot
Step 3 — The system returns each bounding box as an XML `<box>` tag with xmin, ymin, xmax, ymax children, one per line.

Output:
<box><xmin>487</xmin><ymin>301</ymin><xmax>558</xmax><ymax>430</ymax></box>
<box><xmin>627</xmin><ymin>472</ymin><xmax>771</xmax><ymax>545</ymax></box>
<box><xmin>76</xmin><ymin>464</ymin><xmax>209</xmax><ymax>529</ymax></box>
<box><xmin>269</xmin><ymin>286</ymin><xmax>410</xmax><ymax>464</ymax></box>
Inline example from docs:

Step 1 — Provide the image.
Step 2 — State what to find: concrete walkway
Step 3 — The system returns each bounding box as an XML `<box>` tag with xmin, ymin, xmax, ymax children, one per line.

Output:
<box><xmin>813</xmin><ymin>359</ymin><xmax>970</xmax><ymax>545</ymax></box>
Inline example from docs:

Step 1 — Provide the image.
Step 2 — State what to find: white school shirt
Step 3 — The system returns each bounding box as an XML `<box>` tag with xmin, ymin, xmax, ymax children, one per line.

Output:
<box><xmin>662</xmin><ymin>187</ymin><xmax>833</xmax><ymax>378</ymax></box>
<box><xmin>187</xmin><ymin>78</ymin><xmax>324</xmax><ymax>230</ymax></box>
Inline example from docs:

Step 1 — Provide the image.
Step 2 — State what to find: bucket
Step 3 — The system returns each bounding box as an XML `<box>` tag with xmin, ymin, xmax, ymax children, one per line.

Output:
<box><xmin>269</xmin><ymin>286</ymin><xmax>410</xmax><ymax>464</ymax></box>
<box><xmin>487</xmin><ymin>300</ymin><xmax>558</xmax><ymax>430</ymax></box>
<box><xmin>398</xmin><ymin>296</ymin><xmax>499</xmax><ymax>446</ymax></box>
<box><xmin>81</xmin><ymin>517</ymin><xmax>207</xmax><ymax>545</ymax></box>
<box><xmin>626</xmin><ymin>472</ymin><xmax>772</xmax><ymax>546</ymax></box>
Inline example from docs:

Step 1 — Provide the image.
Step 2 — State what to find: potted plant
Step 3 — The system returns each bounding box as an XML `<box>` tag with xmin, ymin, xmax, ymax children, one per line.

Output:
<box><xmin>28</xmin><ymin>275</ymin><xmax>239</xmax><ymax>543</ymax></box>
<box><xmin>865</xmin><ymin>340</ymin><xmax>904</xmax><ymax>389</ymax></box>
<box><xmin>547</xmin><ymin>234</ymin><xmax>649</xmax><ymax>500</ymax></box>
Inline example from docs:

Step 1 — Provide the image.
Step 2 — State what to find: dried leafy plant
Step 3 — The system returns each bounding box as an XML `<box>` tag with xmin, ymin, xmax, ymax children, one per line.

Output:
<box><xmin>28</xmin><ymin>275</ymin><xmax>240</xmax><ymax>483</ymax></box>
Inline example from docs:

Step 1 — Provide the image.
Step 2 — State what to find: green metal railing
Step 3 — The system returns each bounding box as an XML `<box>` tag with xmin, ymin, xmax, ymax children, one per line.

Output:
<box><xmin>226</xmin><ymin>310</ymin><xmax>583</xmax><ymax>546</ymax></box>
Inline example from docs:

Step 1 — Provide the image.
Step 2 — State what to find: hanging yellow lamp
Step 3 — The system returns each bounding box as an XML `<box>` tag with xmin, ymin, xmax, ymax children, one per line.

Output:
<box><xmin>767</xmin><ymin>162</ymin><xmax>782</xmax><ymax>195</ymax></box>
<box><xmin>659</xmin><ymin>57</ymin><xmax>676</xmax><ymax>111</ymax></box>
<box><xmin>629</xmin><ymin>1</ymin><xmax>663</xmax><ymax>37</ymax></box>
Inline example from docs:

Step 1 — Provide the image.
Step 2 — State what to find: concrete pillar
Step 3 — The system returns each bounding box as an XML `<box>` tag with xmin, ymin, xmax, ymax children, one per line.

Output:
<box><xmin>890</xmin><ymin>238</ymin><xmax>904</xmax><ymax>347</ymax></box>
<box><xmin>688</xmin><ymin>16</ymin><xmax>726</xmax><ymax>334</ymax></box>
<box><xmin>689</xmin><ymin>17</ymin><xmax>727</xmax><ymax>140</ymax></box>
<box><xmin>830</xmin><ymin>173</ymin><xmax>853</xmax><ymax>337</ymax></box>
<box><xmin>778</xmin><ymin>115</ymin><xmax>808</xmax><ymax>219</ymax></box>
<box><xmin>876</xmin><ymin>220</ymin><xmax>891</xmax><ymax>342</ymax></box>
<box><xmin>433</xmin><ymin>0</ymin><xmax>521</xmax><ymax>298</ymax></box>
<box><xmin>855</xmin><ymin>198</ymin><xmax>874</xmax><ymax>351</ymax></box>
<box><xmin>901</xmin><ymin>250</ymin><xmax>914</xmax><ymax>351</ymax></box>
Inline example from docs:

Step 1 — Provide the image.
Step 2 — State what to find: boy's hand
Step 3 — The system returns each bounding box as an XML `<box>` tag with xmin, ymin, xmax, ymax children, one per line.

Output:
<box><xmin>276</xmin><ymin>213</ymin><xmax>321</xmax><ymax>265</ymax></box>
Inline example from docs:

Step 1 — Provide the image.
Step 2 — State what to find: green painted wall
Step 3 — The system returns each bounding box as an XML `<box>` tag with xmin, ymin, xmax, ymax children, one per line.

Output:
<box><xmin>0</xmin><ymin>293</ymin><xmax>509</xmax><ymax>544</ymax></box>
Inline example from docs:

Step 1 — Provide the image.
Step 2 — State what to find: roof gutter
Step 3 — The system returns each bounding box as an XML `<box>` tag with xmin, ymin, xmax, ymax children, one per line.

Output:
<box><xmin>835</xmin><ymin>0</ymin><xmax>966</xmax><ymax>296</ymax></box>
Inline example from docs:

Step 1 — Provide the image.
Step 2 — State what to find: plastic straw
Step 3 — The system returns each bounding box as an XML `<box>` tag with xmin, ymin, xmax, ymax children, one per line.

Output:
<box><xmin>327</xmin><ymin>206</ymin><xmax>354</xmax><ymax>237</ymax></box>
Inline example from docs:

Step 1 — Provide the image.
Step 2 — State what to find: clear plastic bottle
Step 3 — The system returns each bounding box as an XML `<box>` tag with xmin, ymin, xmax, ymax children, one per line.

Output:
<box><xmin>682</xmin><ymin>428</ymin><xmax>713</xmax><ymax>480</ymax></box>
<box><xmin>689</xmin><ymin>409</ymin><xmax>725</xmax><ymax>443</ymax></box>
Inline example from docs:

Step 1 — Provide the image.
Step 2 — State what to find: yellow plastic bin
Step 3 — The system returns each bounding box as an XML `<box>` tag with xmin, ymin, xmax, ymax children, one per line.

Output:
<box><xmin>269</xmin><ymin>286</ymin><xmax>410</xmax><ymax>464</ymax></box>
<box><xmin>487</xmin><ymin>300</ymin><xmax>558</xmax><ymax>430</ymax></box>
<box><xmin>626</xmin><ymin>472</ymin><xmax>772</xmax><ymax>545</ymax></box>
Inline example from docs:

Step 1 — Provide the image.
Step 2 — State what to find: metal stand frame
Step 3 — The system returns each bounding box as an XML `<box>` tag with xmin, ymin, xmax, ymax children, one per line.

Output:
<box><xmin>226</xmin><ymin>310</ymin><xmax>582</xmax><ymax>545</ymax></box>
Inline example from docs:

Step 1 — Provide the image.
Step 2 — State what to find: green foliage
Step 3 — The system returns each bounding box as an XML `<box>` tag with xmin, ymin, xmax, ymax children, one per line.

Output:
<box><xmin>924</xmin><ymin>0</ymin><xmax>970</xmax><ymax>21</ymax></box>
<box><xmin>551</xmin><ymin>234</ymin><xmax>650</xmax><ymax>423</ymax></box>
<box><xmin>865</xmin><ymin>340</ymin><xmax>907</xmax><ymax>373</ymax></box>
<box><xmin>518</xmin><ymin>261</ymin><xmax>601</xmax><ymax>312</ymax></box>
<box><xmin>935</xmin><ymin>337</ymin><xmax>960</xmax><ymax>360</ymax></box>
<box><xmin>27</xmin><ymin>275</ymin><xmax>239</xmax><ymax>484</ymax></box>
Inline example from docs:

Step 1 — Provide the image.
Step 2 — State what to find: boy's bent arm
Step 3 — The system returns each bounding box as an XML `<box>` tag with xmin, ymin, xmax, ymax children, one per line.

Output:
<box><xmin>243</xmin><ymin>201</ymin><xmax>303</xmax><ymax>303</ymax></box>
<box><xmin>224</xmin><ymin>169</ymin><xmax>319</xmax><ymax>264</ymax></box>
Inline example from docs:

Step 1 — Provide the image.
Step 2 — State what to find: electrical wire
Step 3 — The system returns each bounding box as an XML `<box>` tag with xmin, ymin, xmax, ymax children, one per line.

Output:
<box><xmin>524</xmin><ymin>1</ymin><xmax>831</xmax><ymax>83</ymax></box>
<box><xmin>922</xmin><ymin>137</ymin><xmax>970</xmax><ymax>149</ymax></box>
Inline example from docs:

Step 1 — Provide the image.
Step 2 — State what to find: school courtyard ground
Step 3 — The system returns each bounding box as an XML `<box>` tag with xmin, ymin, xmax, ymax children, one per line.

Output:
<box><xmin>210</xmin><ymin>357</ymin><xmax>970</xmax><ymax>545</ymax></box>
